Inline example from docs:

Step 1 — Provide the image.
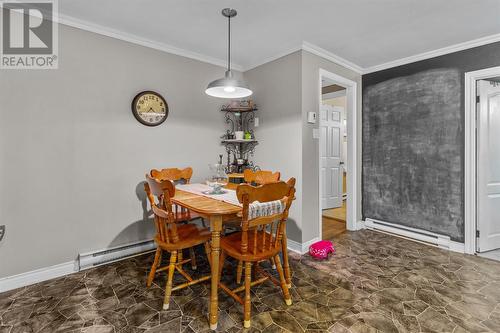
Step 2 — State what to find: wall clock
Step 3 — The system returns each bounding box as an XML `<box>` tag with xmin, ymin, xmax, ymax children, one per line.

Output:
<box><xmin>131</xmin><ymin>91</ymin><xmax>169</xmax><ymax>126</ymax></box>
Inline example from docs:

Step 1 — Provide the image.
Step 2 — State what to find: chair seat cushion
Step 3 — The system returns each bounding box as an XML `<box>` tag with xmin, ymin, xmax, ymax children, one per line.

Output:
<box><xmin>221</xmin><ymin>230</ymin><xmax>281</xmax><ymax>261</ymax></box>
<box><xmin>156</xmin><ymin>224</ymin><xmax>210</xmax><ymax>251</ymax></box>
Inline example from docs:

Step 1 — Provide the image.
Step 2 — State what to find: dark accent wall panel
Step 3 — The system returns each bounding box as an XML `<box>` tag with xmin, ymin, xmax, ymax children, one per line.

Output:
<box><xmin>363</xmin><ymin>68</ymin><xmax>462</xmax><ymax>239</ymax></box>
<box><xmin>362</xmin><ymin>42</ymin><xmax>500</xmax><ymax>242</ymax></box>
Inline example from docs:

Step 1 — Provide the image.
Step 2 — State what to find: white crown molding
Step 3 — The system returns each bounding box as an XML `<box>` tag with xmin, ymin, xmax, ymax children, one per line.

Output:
<box><xmin>244</xmin><ymin>41</ymin><xmax>365</xmax><ymax>74</ymax></box>
<box><xmin>56</xmin><ymin>12</ymin><xmax>244</xmax><ymax>71</ymax></box>
<box><xmin>243</xmin><ymin>45</ymin><xmax>302</xmax><ymax>71</ymax></box>
<box><xmin>302</xmin><ymin>41</ymin><xmax>364</xmax><ymax>74</ymax></box>
<box><xmin>0</xmin><ymin>261</ymin><xmax>77</xmax><ymax>293</ymax></box>
<box><xmin>363</xmin><ymin>33</ymin><xmax>500</xmax><ymax>74</ymax></box>
<box><xmin>32</xmin><ymin>6</ymin><xmax>500</xmax><ymax>77</ymax></box>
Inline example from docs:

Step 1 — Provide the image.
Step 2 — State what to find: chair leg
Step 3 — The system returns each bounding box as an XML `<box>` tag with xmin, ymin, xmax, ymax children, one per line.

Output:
<box><xmin>270</xmin><ymin>257</ymin><xmax>276</xmax><ymax>269</ymax></box>
<box><xmin>282</xmin><ymin>235</ymin><xmax>292</xmax><ymax>288</ymax></box>
<box><xmin>189</xmin><ymin>247</ymin><xmax>197</xmax><ymax>270</ymax></box>
<box><xmin>244</xmin><ymin>261</ymin><xmax>252</xmax><ymax>328</ymax></box>
<box><xmin>177</xmin><ymin>249</ymin><xmax>183</xmax><ymax>265</ymax></box>
<box><xmin>147</xmin><ymin>248</ymin><xmax>161</xmax><ymax>288</ymax></box>
<box><xmin>274</xmin><ymin>255</ymin><xmax>292</xmax><ymax>306</ymax></box>
<box><xmin>163</xmin><ymin>250</ymin><xmax>177</xmax><ymax>310</ymax></box>
<box><xmin>236</xmin><ymin>260</ymin><xmax>243</xmax><ymax>284</ymax></box>
<box><xmin>158</xmin><ymin>251</ymin><xmax>163</xmax><ymax>267</ymax></box>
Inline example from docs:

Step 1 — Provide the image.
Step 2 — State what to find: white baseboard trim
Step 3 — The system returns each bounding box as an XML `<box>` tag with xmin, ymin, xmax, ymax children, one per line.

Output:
<box><xmin>0</xmin><ymin>238</ymin><xmax>157</xmax><ymax>293</ymax></box>
<box><xmin>287</xmin><ymin>237</ymin><xmax>321</xmax><ymax>255</ymax></box>
<box><xmin>0</xmin><ymin>236</ymin><xmax>316</xmax><ymax>293</ymax></box>
<box><xmin>364</xmin><ymin>218</ymin><xmax>465</xmax><ymax>253</ymax></box>
<box><xmin>448</xmin><ymin>241</ymin><xmax>466</xmax><ymax>254</ymax></box>
<box><xmin>0</xmin><ymin>261</ymin><xmax>77</xmax><ymax>293</ymax></box>
<box><xmin>355</xmin><ymin>220</ymin><xmax>366</xmax><ymax>231</ymax></box>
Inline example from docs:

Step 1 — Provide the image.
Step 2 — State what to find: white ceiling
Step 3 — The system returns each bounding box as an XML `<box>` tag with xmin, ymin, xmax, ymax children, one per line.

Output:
<box><xmin>59</xmin><ymin>0</ymin><xmax>500</xmax><ymax>71</ymax></box>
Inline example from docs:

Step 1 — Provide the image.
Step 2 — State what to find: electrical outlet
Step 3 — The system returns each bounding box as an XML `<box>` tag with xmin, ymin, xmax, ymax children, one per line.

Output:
<box><xmin>0</xmin><ymin>225</ymin><xmax>4</xmax><ymax>242</ymax></box>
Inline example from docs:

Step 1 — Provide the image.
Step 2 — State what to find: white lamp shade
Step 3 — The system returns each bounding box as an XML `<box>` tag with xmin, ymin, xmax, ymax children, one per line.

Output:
<box><xmin>205</xmin><ymin>70</ymin><xmax>253</xmax><ymax>99</ymax></box>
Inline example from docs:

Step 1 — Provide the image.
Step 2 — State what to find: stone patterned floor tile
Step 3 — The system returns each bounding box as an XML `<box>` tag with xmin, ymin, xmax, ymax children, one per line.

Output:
<box><xmin>2</xmin><ymin>230</ymin><xmax>500</xmax><ymax>332</ymax></box>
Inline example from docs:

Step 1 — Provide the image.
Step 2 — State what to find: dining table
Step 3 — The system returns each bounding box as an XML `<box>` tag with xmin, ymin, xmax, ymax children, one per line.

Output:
<box><xmin>172</xmin><ymin>183</ymin><xmax>241</xmax><ymax>330</ymax></box>
<box><xmin>171</xmin><ymin>183</ymin><xmax>292</xmax><ymax>330</ymax></box>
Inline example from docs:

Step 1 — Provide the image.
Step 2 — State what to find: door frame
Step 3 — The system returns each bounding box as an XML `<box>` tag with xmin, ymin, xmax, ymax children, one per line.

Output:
<box><xmin>318</xmin><ymin>68</ymin><xmax>359</xmax><ymax>237</ymax></box>
<box><xmin>464</xmin><ymin>65</ymin><xmax>500</xmax><ymax>254</ymax></box>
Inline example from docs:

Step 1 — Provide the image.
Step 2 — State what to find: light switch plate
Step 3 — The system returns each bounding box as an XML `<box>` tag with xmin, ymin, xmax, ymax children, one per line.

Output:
<box><xmin>312</xmin><ymin>128</ymin><xmax>319</xmax><ymax>139</ymax></box>
<box><xmin>307</xmin><ymin>112</ymin><xmax>317</xmax><ymax>124</ymax></box>
<box><xmin>254</xmin><ymin>117</ymin><xmax>259</xmax><ymax>127</ymax></box>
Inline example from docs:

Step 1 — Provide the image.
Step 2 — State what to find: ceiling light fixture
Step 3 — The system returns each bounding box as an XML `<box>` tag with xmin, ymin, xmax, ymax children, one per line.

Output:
<box><xmin>205</xmin><ymin>8</ymin><xmax>252</xmax><ymax>99</ymax></box>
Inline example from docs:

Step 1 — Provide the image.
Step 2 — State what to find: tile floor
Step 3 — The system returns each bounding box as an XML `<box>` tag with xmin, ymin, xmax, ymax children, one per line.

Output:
<box><xmin>2</xmin><ymin>230</ymin><xmax>500</xmax><ymax>332</ymax></box>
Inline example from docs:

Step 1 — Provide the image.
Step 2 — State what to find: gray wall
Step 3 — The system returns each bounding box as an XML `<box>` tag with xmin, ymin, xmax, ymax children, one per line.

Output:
<box><xmin>0</xmin><ymin>24</ymin><xmax>233</xmax><ymax>278</ymax></box>
<box><xmin>362</xmin><ymin>42</ymin><xmax>500</xmax><ymax>242</ymax></box>
<box><xmin>246</xmin><ymin>50</ymin><xmax>362</xmax><ymax>244</ymax></box>
<box><xmin>301</xmin><ymin>50</ymin><xmax>362</xmax><ymax>243</ymax></box>
<box><xmin>244</xmin><ymin>52</ymin><xmax>303</xmax><ymax>243</ymax></box>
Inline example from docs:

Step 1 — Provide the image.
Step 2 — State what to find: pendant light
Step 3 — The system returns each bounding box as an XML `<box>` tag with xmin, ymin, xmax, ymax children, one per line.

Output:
<box><xmin>205</xmin><ymin>8</ymin><xmax>252</xmax><ymax>99</ymax></box>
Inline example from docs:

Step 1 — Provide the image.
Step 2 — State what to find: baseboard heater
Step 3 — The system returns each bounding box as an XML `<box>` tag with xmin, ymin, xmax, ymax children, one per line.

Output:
<box><xmin>364</xmin><ymin>218</ymin><xmax>453</xmax><ymax>249</ymax></box>
<box><xmin>78</xmin><ymin>239</ymin><xmax>156</xmax><ymax>270</ymax></box>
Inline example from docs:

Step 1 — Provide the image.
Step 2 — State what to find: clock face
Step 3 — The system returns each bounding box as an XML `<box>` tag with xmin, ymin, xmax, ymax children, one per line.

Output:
<box><xmin>132</xmin><ymin>91</ymin><xmax>168</xmax><ymax>126</ymax></box>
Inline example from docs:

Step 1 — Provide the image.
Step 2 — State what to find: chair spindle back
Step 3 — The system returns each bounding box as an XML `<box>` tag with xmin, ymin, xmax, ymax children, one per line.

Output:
<box><xmin>236</xmin><ymin>178</ymin><xmax>296</xmax><ymax>255</ymax></box>
<box><xmin>144</xmin><ymin>174</ymin><xmax>180</xmax><ymax>244</ymax></box>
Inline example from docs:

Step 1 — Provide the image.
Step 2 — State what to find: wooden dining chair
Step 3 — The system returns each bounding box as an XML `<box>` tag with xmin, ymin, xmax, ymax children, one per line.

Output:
<box><xmin>243</xmin><ymin>169</ymin><xmax>280</xmax><ymax>185</ymax></box>
<box><xmin>150</xmin><ymin>167</ymin><xmax>201</xmax><ymax>223</ymax></box>
<box><xmin>150</xmin><ymin>167</ymin><xmax>205</xmax><ymax>273</ymax></box>
<box><xmin>218</xmin><ymin>179</ymin><xmax>296</xmax><ymax>328</ymax></box>
<box><xmin>144</xmin><ymin>174</ymin><xmax>212</xmax><ymax>309</ymax></box>
<box><xmin>236</xmin><ymin>170</ymin><xmax>292</xmax><ymax>287</ymax></box>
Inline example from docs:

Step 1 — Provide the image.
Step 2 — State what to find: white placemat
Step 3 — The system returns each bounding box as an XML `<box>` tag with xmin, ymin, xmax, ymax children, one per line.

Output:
<box><xmin>176</xmin><ymin>183</ymin><xmax>242</xmax><ymax>207</ymax></box>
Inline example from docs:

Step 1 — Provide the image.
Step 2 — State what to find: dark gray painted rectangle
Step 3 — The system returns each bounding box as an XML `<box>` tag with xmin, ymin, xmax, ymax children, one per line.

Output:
<box><xmin>362</xmin><ymin>42</ymin><xmax>500</xmax><ymax>243</ymax></box>
<box><xmin>363</xmin><ymin>68</ymin><xmax>463</xmax><ymax>241</ymax></box>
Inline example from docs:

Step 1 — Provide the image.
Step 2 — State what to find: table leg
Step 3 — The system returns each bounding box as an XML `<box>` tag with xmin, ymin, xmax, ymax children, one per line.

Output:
<box><xmin>209</xmin><ymin>215</ymin><xmax>223</xmax><ymax>330</ymax></box>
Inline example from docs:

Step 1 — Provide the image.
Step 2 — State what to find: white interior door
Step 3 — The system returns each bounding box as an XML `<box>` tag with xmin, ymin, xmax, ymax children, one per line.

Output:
<box><xmin>477</xmin><ymin>79</ymin><xmax>500</xmax><ymax>252</ymax></box>
<box><xmin>320</xmin><ymin>104</ymin><xmax>343</xmax><ymax>210</ymax></box>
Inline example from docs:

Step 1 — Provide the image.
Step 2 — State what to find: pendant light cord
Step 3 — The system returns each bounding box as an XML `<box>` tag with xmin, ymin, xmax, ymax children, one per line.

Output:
<box><xmin>227</xmin><ymin>14</ymin><xmax>231</xmax><ymax>72</ymax></box>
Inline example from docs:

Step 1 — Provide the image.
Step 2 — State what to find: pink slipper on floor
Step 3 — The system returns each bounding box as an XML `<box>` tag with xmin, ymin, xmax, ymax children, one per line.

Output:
<box><xmin>309</xmin><ymin>240</ymin><xmax>335</xmax><ymax>259</ymax></box>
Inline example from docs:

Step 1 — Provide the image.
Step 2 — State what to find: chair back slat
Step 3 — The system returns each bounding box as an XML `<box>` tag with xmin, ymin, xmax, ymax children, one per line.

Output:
<box><xmin>237</xmin><ymin>178</ymin><xmax>296</xmax><ymax>255</ymax></box>
<box><xmin>151</xmin><ymin>167</ymin><xmax>193</xmax><ymax>184</ymax></box>
<box><xmin>243</xmin><ymin>169</ymin><xmax>280</xmax><ymax>185</ymax></box>
<box><xmin>145</xmin><ymin>174</ymin><xmax>179</xmax><ymax>244</ymax></box>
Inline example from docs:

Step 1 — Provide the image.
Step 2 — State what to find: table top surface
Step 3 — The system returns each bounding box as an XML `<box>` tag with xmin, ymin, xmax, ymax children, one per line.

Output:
<box><xmin>172</xmin><ymin>189</ymin><xmax>242</xmax><ymax>216</ymax></box>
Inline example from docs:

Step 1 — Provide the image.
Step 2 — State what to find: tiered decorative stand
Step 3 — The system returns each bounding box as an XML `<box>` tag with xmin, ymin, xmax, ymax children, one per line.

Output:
<box><xmin>220</xmin><ymin>104</ymin><xmax>259</xmax><ymax>178</ymax></box>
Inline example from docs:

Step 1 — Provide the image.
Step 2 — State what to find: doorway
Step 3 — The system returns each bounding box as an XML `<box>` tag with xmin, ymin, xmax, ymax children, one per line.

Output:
<box><xmin>465</xmin><ymin>66</ymin><xmax>500</xmax><ymax>258</ymax></box>
<box><xmin>321</xmin><ymin>83</ymin><xmax>347</xmax><ymax>239</ymax></box>
<box><xmin>318</xmin><ymin>69</ymin><xmax>358</xmax><ymax>241</ymax></box>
